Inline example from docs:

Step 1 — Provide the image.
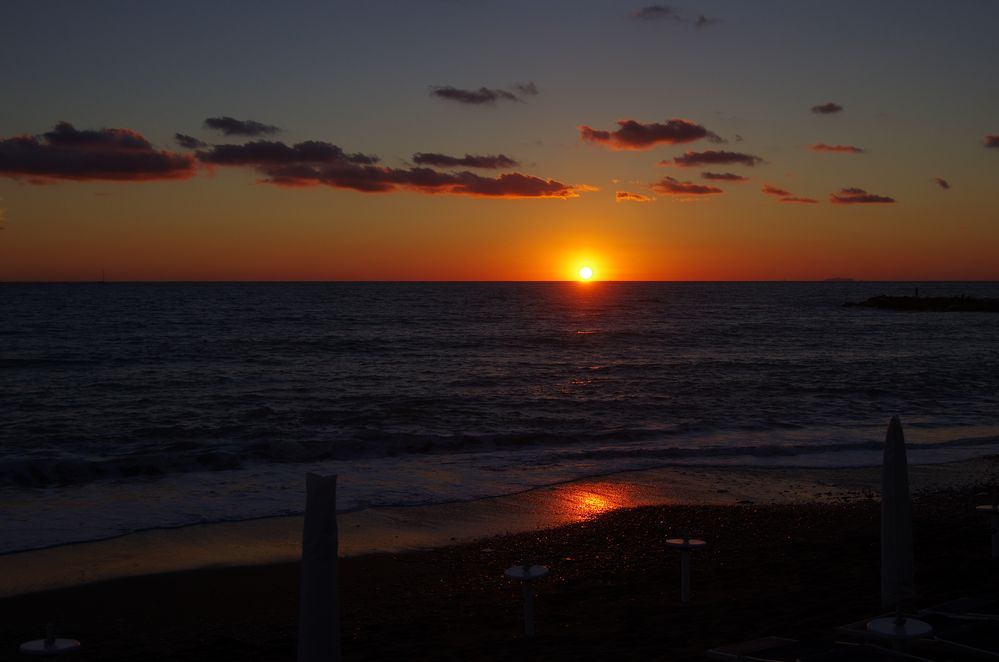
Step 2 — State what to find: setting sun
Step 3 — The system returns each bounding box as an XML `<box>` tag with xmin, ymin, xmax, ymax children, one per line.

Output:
<box><xmin>578</xmin><ymin>266</ymin><xmax>593</xmax><ymax>280</ymax></box>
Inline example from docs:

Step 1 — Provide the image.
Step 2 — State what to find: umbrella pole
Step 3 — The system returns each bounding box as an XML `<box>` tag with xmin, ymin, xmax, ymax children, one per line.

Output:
<box><xmin>522</xmin><ymin>581</ymin><xmax>535</xmax><ymax>637</ymax></box>
<box><xmin>893</xmin><ymin>605</ymin><xmax>906</xmax><ymax>651</ymax></box>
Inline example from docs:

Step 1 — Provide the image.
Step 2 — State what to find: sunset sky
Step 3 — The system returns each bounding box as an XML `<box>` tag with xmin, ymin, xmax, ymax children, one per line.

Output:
<box><xmin>2</xmin><ymin>1</ymin><xmax>998</xmax><ymax>281</ymax></box>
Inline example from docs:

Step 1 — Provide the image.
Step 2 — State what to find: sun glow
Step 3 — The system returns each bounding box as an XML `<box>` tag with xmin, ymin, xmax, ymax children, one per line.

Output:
<box><xmin>578</xmin><ymin>266</ymin><xmax>593</xmax><ymax>280</ymax></box>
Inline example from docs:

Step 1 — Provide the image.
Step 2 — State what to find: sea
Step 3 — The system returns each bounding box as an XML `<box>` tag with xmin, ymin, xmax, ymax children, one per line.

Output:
<box><xmin>2</xmin><ymin>282</ymin><xmax>998</xmax><ymax>554</ymax></box>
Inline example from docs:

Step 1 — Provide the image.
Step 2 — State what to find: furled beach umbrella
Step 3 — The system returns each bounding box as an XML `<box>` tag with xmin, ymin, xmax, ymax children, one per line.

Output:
<box><xmin>867</xmin><ymin>417</ymin><xmax>930</xmax><ymax>640</ymax></box>
<box><xmin>880</xmin><ymin>416</ymin><xmax>914</xmax><ymax>608</ymax></box>
<box><xmin>298</xmin><ymin>473</ymin><xmax>341</xmax><ymax>662</ymax></box>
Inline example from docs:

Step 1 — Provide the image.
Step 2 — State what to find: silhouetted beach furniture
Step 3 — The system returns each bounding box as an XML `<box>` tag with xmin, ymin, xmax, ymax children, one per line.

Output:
<box><xmin>504</xmin><ymin>563</ymin><xmax>549</xmax><ymax>637</ymax></box>
<box><xmin>839</xmin><ymin>612</ymin><xmax>999</xmax><ymax>660</ymax></box>
<box><xmin>18</xmin><ymin>623</ymin><xmax>80</xmax><ymax>656</ymax></box>
<box><xmin>665</xmin><ymin>531</ymin><xmax>706</xmax><ymax>604</ymax></box>
<box><xmin>866</xmin><ymin>417</ymin><xmax>931</xmax><ymax>640</ymax></box>
<box><xmin>298</xmin><ymin>473</ymin><xmax>340</xmax><ymax>662</ymax></box>
<box><xmin>706</xmin><ymin>636</ymin><xmax>933</xmax><ymax>661</ymax></box>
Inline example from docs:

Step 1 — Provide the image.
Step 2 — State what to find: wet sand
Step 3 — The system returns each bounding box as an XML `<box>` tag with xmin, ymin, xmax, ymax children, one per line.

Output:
<box><xmin>2</xmin><ymin>462</ymin><xmax>997</xmax><ymax>661</ymax></box>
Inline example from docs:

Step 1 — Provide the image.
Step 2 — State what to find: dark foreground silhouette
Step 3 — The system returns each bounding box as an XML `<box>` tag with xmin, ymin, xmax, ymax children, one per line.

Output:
<box><xmin>2</xmin><ymin>489</ymin><xmax>997</xmax><ymax>661</ymax></box>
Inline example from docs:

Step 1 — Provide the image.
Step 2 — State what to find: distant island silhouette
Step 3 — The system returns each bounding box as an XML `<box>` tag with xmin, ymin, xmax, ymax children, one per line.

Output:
<box><xmin>845</xmin><ymin>295</ymin><xmax>999</xmax><ymax>312</ymax></box>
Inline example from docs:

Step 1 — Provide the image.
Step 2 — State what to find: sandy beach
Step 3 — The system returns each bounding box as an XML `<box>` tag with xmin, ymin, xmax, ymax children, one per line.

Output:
<box><xmin>2</xmin><ymin>462</ymin><xmax>996</xmax><ymax>661</ymax></box>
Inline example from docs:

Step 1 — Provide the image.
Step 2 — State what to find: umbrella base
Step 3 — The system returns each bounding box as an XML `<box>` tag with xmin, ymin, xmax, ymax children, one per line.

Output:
<box><xmin>866</xmin><ymin>616</ymin><xmax>932</xmax><ymax>639</ymax></box>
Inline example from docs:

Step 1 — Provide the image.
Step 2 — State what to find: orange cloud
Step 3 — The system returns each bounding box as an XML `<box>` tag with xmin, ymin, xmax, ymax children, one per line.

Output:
<box><xmin>579</xmin><ymin>118</ymin><xmax>719</xmax><ymax>150</ymax></box>
<box><xmin>615</xmin><ymin>191</ymin><xmax>654</xmax><ymax>202</ymax></box>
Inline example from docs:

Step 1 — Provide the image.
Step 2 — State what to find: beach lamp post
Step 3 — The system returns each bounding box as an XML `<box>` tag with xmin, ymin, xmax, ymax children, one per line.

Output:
<box><xmin>666</xmin><ymin>531</ymin><xmax>706</xmax><ymax>604</ymax></box>
<box><xmin>18</xmin><ymin>623</ymin><xmax>80</xmax><ymax>656</ymax></box>
<box><xmin>867</xmin><ymin>417</ymin><xmax>931</xmax><ymax>642</ymax></box>
<box><xmin>504</xmin><ymin>563</ymin><xmax>549</xmax><ymax>637</ymax></box>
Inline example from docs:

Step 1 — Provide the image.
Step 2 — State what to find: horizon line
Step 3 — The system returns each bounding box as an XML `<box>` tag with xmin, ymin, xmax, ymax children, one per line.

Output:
<box><xmin>3</xmin><ymin>279</ymin><xmax>998</xmax><ymax>285</ymax></box>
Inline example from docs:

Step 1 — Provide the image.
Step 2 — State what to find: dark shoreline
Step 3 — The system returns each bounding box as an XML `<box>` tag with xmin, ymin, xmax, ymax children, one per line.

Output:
<box><xmin>3</xmin><ymin>491</ymin><xmax>996</xmax><ymax>661</ymax></box>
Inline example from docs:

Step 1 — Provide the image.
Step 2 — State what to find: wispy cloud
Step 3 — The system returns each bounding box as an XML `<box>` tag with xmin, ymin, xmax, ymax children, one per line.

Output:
<box><xmin>761</xmin><ymin>184</ymin><xmax>791</xmax><ymax>197</ymax></box>
<box><xmin>661</xmin><ymin>150</ymin><xmax>763</xmax><ymax>167</ymax></box>
<box><xmin>631</xmin><ymin>5</ymin><xmax>680</xmax><ymax>20</ymax></box>
<box><xmin>933</xmin><ymin>177</ymin><xmax>951</xmax><ymax>190</ymax></box>
<box><xmin>429</xmin><ymin>83</ymin><xmax>538</xmax><ymax>106</ymax></box>
<box><xmin>199</xmin><ymin>140</ymin><xmax>379</xmax><ymax>166</ymax></box>
<box><xmin>702</xmin><ymin>172</ymin><xmax>748</xmax><ymax>182</ymax></box>
<box><xmin>652</xmin><ymin>176</ymin><xmax>723</xmax><ymax>196</ymax></box>
<box><xmin>580</xmin><ymin>119</ymin><xmax>719</xmax><ymax>150</ymax></box>
<box><xmin>175</xmin><ymin>133</ymin><xmax>208</xmax><ymax>149</ymax></box>
<box><xmin>811</xmin><ymin>102</ymin><xmax>844</xmax><ymax>114</ymax></box>
<box><xmin>616</xmin><ymin>191</ymin><xmax>654</xmax><ymax>202</ymax></box>
<box><xmin>0</xmin><ymin>122</ymin><xmax>196</xmax><ymax>183</ymax></box>
<box><xmin>810</xmin><ymin>143</ymin><xmax>864</xmax><ymax>154</ymax></box>
<box><xmin>985</xmin><ymin>135</ymin><xmax>999</xmax><ymax>148</ymax></box>
<box><xmin>203</xmin><ymin>117</ymin><xmax>280</xmax><ymax>137</ymax></box>
<box><xmin>630</xmin><ymin>5</ymin><xmax>720</xmax><ymax>27</ymax></box>
<box><xmin>412</xmin><ymin>153</ymin><xmax>519</xmax><ymax>169</ymax></box>
<box><xmin>829</xmin><ymin>187</ymin><xmax>896</xmax><ymax>204</ymax></box>
<box><xmin>761</xmin><ymin>184</ymin><xmax>817</xmax><ymax>204</ymax></box>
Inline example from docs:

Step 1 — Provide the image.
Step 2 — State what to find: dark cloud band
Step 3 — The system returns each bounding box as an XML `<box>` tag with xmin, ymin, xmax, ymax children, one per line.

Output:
<box><xmin>198</xmin><ymin>139</ymin><xmax>578</xmax><ymax>198</ymax></box>
<box><xmin>0</xmin><ymin>122</ymin><xmax>195</xmax><ymax>183</ymax></box>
